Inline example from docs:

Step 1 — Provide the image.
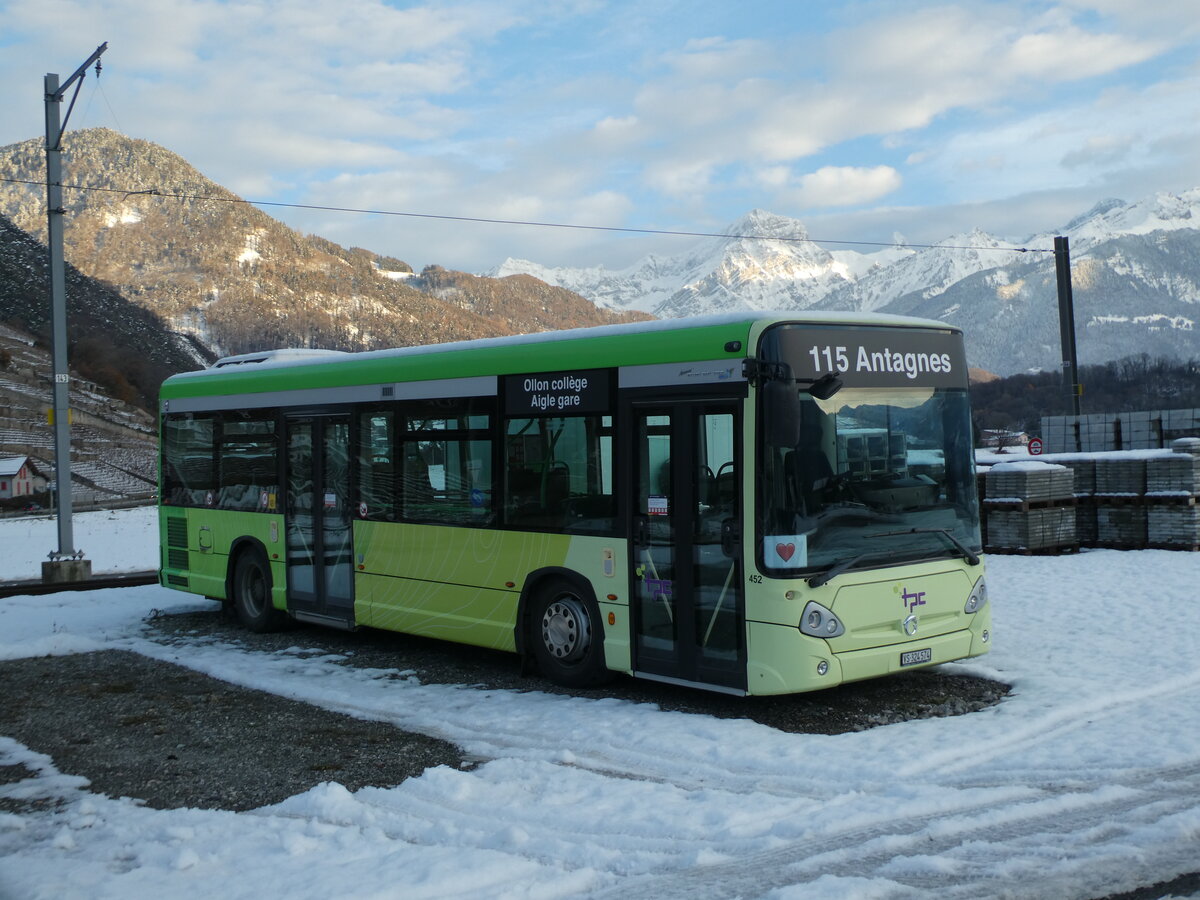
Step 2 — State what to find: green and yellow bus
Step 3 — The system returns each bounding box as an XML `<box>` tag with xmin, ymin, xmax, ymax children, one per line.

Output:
<box><xmin>158</xmin><ymin>313</ymin><xmax>989</xmax><ymax>696</ymax></box>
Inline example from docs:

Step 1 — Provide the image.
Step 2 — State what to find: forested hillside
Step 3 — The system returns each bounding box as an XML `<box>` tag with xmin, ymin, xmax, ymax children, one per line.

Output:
<box><xmin>0</xmin><ymin>128</ymin><xmax>648</xmax><ymax>361</ymax></box>
<box><xmin>970</xmin><ymin>355</ymin><xmax>1200</xmax><ymax>437</ymax></box>
<box><xmin>0</xmin><ymin>212</ymin><xmax>204</xmax><ymax>408</ymax></box>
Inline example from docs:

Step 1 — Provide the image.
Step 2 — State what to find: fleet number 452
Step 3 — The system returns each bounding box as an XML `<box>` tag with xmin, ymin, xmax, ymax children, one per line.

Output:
<box><xmin>809</xmin><ymin>345</ymin><xmax>849</xmax><ymax>373</ymax></box>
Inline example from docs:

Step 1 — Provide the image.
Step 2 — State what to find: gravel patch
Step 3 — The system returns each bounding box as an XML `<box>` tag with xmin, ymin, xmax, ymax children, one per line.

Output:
<box><xmin>0</xmin><ymin>649</ymin><xmax>467</xmax><ymax>812</ymax></box>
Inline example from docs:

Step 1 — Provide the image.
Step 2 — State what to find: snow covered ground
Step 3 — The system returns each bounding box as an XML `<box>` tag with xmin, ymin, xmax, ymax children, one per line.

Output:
<box><xmin>1</xmin><ymin>508</ymin><xmax>1198</xmax><ymax>898</ymax></box>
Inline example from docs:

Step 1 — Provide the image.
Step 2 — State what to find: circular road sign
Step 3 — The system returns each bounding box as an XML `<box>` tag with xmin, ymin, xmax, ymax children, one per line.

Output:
<box><xmin>1028</xmin><ymin>437</ymin><xmax>1044</xmax><ymax>455</ymax></box>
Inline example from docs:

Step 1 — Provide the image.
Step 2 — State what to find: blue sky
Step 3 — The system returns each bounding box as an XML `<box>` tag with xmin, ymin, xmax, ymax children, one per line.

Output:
<box><xmin>2</xmin><ymin>0</ymin><xmax>1199</xmax><ymax>271</ymax></box>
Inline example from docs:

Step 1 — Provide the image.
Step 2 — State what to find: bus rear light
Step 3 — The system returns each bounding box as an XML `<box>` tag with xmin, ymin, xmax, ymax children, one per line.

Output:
<box><xmin>799</xmin><ymin>601</ymin><xmax>844</xmax><ymax>638</ymax></box>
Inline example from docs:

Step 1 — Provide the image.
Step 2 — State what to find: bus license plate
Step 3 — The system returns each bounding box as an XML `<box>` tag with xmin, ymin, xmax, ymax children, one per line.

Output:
<box><xmin>900</xmin><ymin>648</ymin><xmax>932</xmax><ymax>667</ymax></box>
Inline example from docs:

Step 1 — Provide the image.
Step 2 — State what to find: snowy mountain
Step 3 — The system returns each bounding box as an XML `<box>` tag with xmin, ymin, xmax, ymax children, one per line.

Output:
<box><xmin>493</xmin><ymin>193</ymin><xmax>1200</xmax><ymax>374</ymax></box>
<box><xmin>1034</xmin><ymin>189</ymin><xmax>1200</xmax><ymax>252</ymax></box>
<box><xmin>887</xmin><ymin>228</ymin><xmax>1200</xmax><ymax>374</ymax></box>
<box><xmin>493</xmin><ymin>210</ymin><xmax>860</xmax><ymax>315</ymax></box>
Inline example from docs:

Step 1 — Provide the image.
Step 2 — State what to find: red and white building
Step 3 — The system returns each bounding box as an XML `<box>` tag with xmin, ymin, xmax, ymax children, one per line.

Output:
<box><xmin>0</xmin><ymin>456</ymin><xmax>36</xmax><ymax>499</ymax></box>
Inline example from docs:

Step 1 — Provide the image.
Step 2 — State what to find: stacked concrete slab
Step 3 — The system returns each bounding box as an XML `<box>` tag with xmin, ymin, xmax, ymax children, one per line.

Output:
<box><xmin>985</xmin><ymin>441</ymin><xmax>1200</xmax><ymax>551</ymax></box>
<box><xmin>983</xmin><ymin>461</ymin><xmax>1077</xmax><ymax>552</ymax></box>
<box><xmin>1146</xmin><ymin>438</ymin><xmax>1200</xmax><ymax>548</ymax></box>
<box><xmin>1095</xmin><ymin>456</ymin><xmax>1147</xmax><ymax>496</ymax></box>
<box><xmin>985</xmin><ymin>463</ymin><xmax>1074</xmax><ymax>503</ymax></box>
<box><xmin>1148</xmin><ymin>506</ymin><xmax>1200</xmax><ymax>547</ymax></box>
<box><xmin>1041</xmin><ymin>408</ymin><xmax>1200</xmax><ymax>454</ymax></box>
<box><xmin>1050</xmin><ymin>457</ymin><xmax>1097</xmax><ymax>544</ymax></box>
<box><xmin>1096</xmin><ymin>505</ymin><xmax>1148</xmax><ymax>545</ymax></box>
<box><xmin>1146</xmin><ymin>440</ymin><xmax>1200</xmax><ymax>494</ymax></box>
<box><xmin>1094</xmin><ymin>455</ymin><xmax>1152</xmax><ymax>546</ymax></box>
<box><xmin>987</xmin><ymin>507</ymin><xmax>1076</xmax><ymax>551</ymax></box>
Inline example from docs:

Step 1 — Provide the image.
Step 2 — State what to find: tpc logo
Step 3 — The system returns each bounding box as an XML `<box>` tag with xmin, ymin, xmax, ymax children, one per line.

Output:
<box><xmin>899</xmin><ymin>585</ymin><xmax>926</xmax><ymax>612</ymax></box>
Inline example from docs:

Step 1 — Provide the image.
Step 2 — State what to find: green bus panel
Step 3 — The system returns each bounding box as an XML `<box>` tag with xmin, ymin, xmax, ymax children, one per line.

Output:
<box><xmin>161</xmin><ymin>321</ymin><xmax>758</xmax><ymax>402</ymax></box>
<box><xmin>159</xmin><ymin>506</ymin><xmax>287</xmax><ymax>609</ymax></box>
<box><xmin>353</xmin><ymin>521</ymin><xmax>632</xmax><ymax>667</ymax></box>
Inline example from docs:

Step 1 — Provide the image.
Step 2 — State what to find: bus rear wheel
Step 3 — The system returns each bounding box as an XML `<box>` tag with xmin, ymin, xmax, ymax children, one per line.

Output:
<box><xmin>232</xmin><ymin>549</ymin><xmax>288</xmax><ymax>633</ymax></box>
<box><xmin>531</xmin><ymin>579</ymin><xmax>610</xmax><ymax>688</ymax></box>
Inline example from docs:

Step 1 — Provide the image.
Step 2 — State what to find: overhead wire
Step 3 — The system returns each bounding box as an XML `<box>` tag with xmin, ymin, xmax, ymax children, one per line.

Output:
<box><xmin>0</xmin><ymin>174</ymin><xmax>1052</xmax><ymax>254</ymax></box>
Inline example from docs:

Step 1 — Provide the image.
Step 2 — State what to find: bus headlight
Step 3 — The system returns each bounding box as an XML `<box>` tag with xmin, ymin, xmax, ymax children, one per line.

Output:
<box><xmin>964</xmin><ymin>578</ymin><xmax>988</xmax><ymax>614</ymax></box>
<box><xmin>800</xmin><ymin>601</ymin><xmax>844</xmax><ymax>638</ymax></box>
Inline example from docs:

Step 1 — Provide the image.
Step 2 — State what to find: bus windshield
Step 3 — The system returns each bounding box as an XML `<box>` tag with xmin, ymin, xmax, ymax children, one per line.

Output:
<box><xmin>757</xmin><ymin>331</ymin><xmax>981</xmax><ymax>576</ymax></box>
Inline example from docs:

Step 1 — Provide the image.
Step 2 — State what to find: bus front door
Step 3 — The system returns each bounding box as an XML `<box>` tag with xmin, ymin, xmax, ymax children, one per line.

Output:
<box><xmin>285</xmin><ymin>414</ymin><xmax>354</xmax><ymax>625</ymax></box>
<box><xmin>631</xmin><ymin>402</ymin><xmax>746</xmax><ymax>693</ymax></box>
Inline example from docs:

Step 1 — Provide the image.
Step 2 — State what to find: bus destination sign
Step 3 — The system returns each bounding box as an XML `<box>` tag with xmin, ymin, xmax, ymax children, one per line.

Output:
<box><xmin>776</xmin><ymin>326</ymin><xmax>968</xmax><ymax>389</ymax></box>
<box><xmin>505</xmin><ymin>369</ymin><xmax>611</xmax><ymax>416</ymax></box>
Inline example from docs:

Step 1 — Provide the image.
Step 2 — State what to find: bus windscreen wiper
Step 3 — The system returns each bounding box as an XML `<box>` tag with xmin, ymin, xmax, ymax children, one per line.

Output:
<box><xmin>805</xmin><ymin>541</ymin><xmax>893</xmax><ymax>589</ymax></box>
<box><xmin>869</xmin><ymin>527</ymin><xmax>981</xmax><ymax>566</ymax></box>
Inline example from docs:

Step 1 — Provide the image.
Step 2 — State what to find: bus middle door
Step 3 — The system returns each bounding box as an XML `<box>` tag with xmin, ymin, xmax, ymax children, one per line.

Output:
<box><xmin>285</xmin><ymin>413</ymin><xmax>354</xmax><ymax>626</ymax></box>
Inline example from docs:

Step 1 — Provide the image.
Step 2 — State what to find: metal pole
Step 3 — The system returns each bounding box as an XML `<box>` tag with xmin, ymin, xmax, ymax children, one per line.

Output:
<box><xmin>1053</xmin><ymin>236</ymin><xmax>1081</xmax><ymax>418</ymax></box>
<box><xmin>44</xmin><ymin>71</ymin><xmax>75</xmax><ymax>558</ymax></box>
<box><xmin>41</xmin><ymin>43</ymin><xmax>105</xmax><ymax>578</ymax></box>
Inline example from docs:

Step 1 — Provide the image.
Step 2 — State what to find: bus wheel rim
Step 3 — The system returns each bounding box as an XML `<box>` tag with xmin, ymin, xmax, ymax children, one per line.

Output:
<box><xmin>541</xmin><ymin>596</ymin><xmax>590</xmax><ymax>662</ymax></box>
<box><xmin>242</xmin><ymin>565</ymin><xmax>266</xmax><ymax>615</ymax></box>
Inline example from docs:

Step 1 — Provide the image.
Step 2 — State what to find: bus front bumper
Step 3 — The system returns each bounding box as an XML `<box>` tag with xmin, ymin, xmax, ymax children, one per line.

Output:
<box><xmin>745</xmin><ymin>607</ymin><xmax>991</xmax><ymax>696</ymax></box>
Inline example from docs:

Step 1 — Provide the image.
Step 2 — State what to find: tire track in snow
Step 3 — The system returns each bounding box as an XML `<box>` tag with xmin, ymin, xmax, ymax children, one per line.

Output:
<box><xmin>899</xmin><ymin>667</ymin><xmax>1200</xmax><ymax>780</ymax></box>
<box><xmin>586</xmin><ymin>764</ymin><xmax>1200</xmax><ymax>899</ymax></box>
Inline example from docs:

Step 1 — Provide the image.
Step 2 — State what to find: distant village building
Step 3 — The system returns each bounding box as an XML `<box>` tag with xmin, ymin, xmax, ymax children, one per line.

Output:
<box><xmin>0</xmin><ymin>456</ymin><xmax>37</xmax><ymax>499</ymax></box>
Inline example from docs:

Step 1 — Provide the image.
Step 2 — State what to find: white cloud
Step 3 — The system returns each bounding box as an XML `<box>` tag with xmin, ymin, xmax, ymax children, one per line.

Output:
<box><xmin>1060</xmin><ymin>134</ymin><xmax>1137</xmax><ymax>169</ymax></box>
<box><xmin>2</xmin><ymin>0</ymin><xmax>1197</xmax><ymax>273</ymax></box>
<box><xmin>912</xmin><ymin>71</ymin><xmax>1200</xmax><ymax>201</ymax></box>
<box><xmin>754</xmin><ymin>165</ymin><xmax>902</xmax><ymax>210</ymax></box>
<box><xmin>795</xmin><ymin>165</ymin><xmax>903</xmax><ymax>207</ymax></box>
<box><xmin>1005</xmin><ymin>26</ymin><xmax>1161</xmax><ymax>80</ymax></box>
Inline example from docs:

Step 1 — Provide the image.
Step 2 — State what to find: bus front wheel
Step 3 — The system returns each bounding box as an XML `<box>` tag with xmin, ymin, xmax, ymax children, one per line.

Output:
<box><xmin>232</xmin><ymin>549</ymin><xmax>288</xmax><ymax>633</ymax></box>
<box><xmin>530</xmin><ymin>579</ymin><xmax>610</xmax><ymax>688</ymax></box>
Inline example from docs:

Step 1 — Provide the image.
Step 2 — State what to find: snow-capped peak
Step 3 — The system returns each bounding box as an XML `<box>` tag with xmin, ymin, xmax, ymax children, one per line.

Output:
<box><xmin>724</xmin><ymin>208</ymin><xmax>810</xmax><ymax>241</ymax></box>
<box><xmin>1035</xmin><ymin>189</ymin><xmax>1200</xmax><ymax>252</ymax></box>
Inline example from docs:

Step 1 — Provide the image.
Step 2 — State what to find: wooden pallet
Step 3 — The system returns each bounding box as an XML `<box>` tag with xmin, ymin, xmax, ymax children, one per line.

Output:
<box><xmin>985</xmin><ymin>543</ymin><xmax>1080</xmax><ymax>556</ymax></box>
<box><xmin>1143</xmin><ymin>494</ymin><xmax>1198</xmax><ymax>506</ymax></box>
<box><xmin>983</xmin><ymin>497</ymin><xmax>1078</xmax><ymax>511</ymax></box>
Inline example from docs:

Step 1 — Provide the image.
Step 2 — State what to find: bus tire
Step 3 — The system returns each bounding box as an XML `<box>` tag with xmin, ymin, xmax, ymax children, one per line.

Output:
<box><xmin>231</xmin><ymin>549</ymin><xmax>288</xmax><ymax>633</ymax></box>
<box><xmin>530</xmin><ymin>578</ymin><xmax>611</xmax><ymax>688</ymax></box>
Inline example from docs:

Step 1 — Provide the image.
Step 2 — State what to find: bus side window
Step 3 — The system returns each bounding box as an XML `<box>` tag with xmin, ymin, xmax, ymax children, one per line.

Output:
<box><xmin>400</xmin><ymin>401</ymin><xmax>493</xmax><ymax>525</ymax></box>
<box><xmin>217</xmin><ymin>414</ymin><xmax>278</xmax><ymax>511</ymax></box>
<box><xmin>357</xmin><ymin>410</ymin><xmax>395</xmax><ymax>521</ymax></box>
<box><xmin>504</xmin><ymin>415</ymin><xmax>614</xmax><ymax>534</ymax></box>
<box><xmin>162</xmin><ymin>413</ymin><xmax>216</xmax><ymax>507</ymax></box>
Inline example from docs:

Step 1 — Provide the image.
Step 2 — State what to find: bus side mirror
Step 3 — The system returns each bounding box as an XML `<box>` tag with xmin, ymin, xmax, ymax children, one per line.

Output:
<box><xmin>763</xmin><ymin>380</ymin><xmax>802</xmax><ymax>447</ymax></box>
